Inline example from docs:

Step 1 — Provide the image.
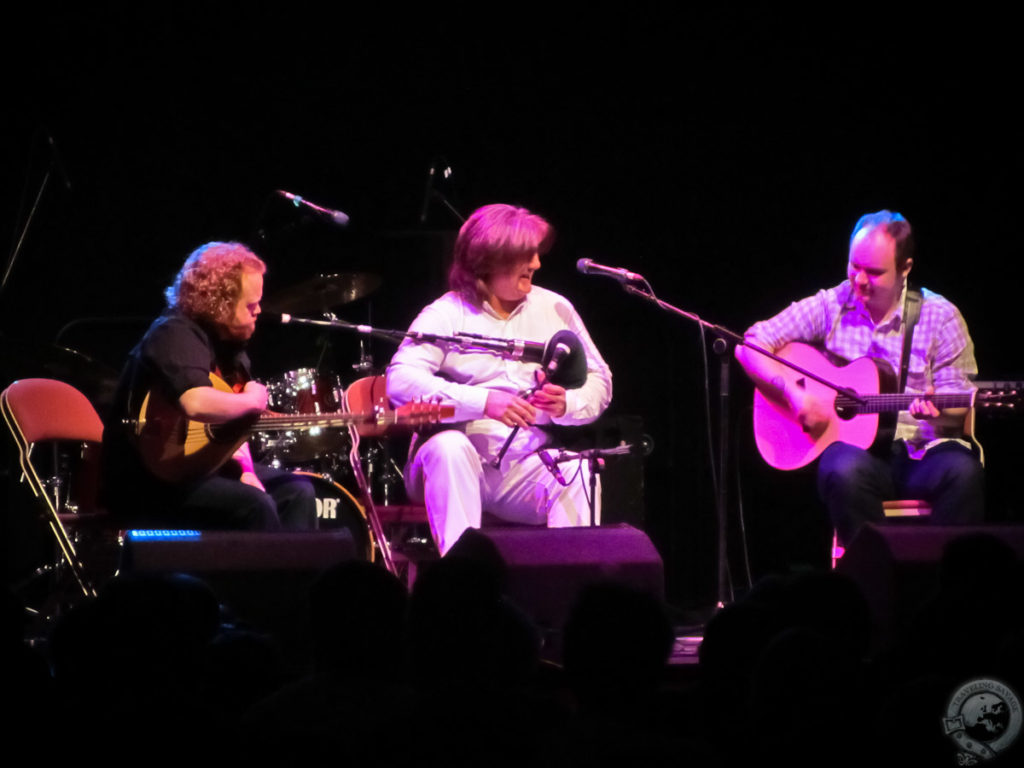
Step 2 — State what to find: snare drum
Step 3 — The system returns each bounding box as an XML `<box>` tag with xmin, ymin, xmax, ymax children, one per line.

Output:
<box><xmin>294</xmin><ymin>471</ymin><xmax>374</xmax><ymax>561</ymax></box>
<box><xmin>263</xmin><ymin>369</ymin><xmax>347</xmax><ymax>462</ymax></box>
<box><xmin>267</xmin><ymin>368</ymin><xmax>342</xmax><ymax>414</ymax></box>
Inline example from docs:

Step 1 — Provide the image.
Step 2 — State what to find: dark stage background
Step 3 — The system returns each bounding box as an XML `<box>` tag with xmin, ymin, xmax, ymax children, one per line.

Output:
<box><xmin>3</xmin><ymin>9</ymin><xmax>1021</xmax><ymax>608</ymax></box>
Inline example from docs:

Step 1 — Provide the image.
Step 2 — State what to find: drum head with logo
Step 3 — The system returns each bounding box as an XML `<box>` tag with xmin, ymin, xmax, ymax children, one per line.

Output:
<box><xmin>293</xmin><ymin>471</ymin><xmax>374</xmax><ymax>561</ymax></box>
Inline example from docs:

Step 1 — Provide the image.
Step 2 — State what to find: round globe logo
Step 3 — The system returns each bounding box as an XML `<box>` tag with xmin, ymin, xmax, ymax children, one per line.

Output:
<box><xmin>943</xmin><ymin>678</ymin><xmax>1021</xmax><ymax>763</ymax></box>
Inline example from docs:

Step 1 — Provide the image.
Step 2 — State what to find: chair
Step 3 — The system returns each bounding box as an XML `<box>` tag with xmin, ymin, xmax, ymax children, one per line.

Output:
<box><xmin>1</xmin><ymin>378</ymin><xmax>107</xmax><ymax>598</ymax></box>
<box><xmin>345</xmin><ymin>374</ymin><xmax>392</xmax><ymax>439</ymax></box>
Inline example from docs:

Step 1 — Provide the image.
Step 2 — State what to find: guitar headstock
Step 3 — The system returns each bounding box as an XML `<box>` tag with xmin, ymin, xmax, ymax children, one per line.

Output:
<box><xmin>976</xmin><ymin>384</ymin><xmax>1023</xmax><ymax>412</ymax></box>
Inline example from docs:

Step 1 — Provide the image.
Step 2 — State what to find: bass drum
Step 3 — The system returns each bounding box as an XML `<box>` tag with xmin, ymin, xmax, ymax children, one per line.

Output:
<box><xmin>294</xmin><ymin>471</ymin><xmax>374</xmax><ymax>562</ymax></box>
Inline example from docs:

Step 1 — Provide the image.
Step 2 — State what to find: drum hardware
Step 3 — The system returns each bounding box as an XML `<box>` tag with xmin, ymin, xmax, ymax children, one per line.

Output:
<box><xmin>361</xmin><ymin>439</ymin><xmax>407</xmax><ymax>507</ymax></box>
<box><xmin>342</xmin><ymin>380</ymin><xmax>399</xmax><ymax>576</ymax></box>
<box><xmin>352</xmin><ymin>337</ymin><xmax>375</xmax><ymax>376</ymax></box>
<box><xmin>271</xmin><ymin>314</ymin><xmax>517</xmax><ymax>576</ymax></box>
<box><xmin>342</xmin><ymin>435</ymin><xmax>396</xmax><ymax>574</ymax></box>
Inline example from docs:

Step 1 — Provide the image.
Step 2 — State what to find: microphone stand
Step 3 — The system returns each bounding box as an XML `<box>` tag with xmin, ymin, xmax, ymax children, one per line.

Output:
<box><xmin>281</xmin><ymin>315</ymin><xmax>586</xmax><ymax>473</ymax></box>
<box><xmin>605</xmin><ymin>275</ymin><xmax>864</xmax><ymax>609</ymax></box>
<box><xmin>418</xmin><ymin>156</ymin><xmax>466</xmax><ymax>226</ymax></box>
<box><xmin>548</xmin><ymin>438</ymin><xmax>654</xmax><ymax>526</ymax></box>
<box><xmin>278</xmin><ymin>314</ymin><xmax>547</xmax><ymax>362</ymax></box>
<box><xmin>2</xmin><ymin>134</ymin><xmax>61</xmax><ymax>297</ymax></box>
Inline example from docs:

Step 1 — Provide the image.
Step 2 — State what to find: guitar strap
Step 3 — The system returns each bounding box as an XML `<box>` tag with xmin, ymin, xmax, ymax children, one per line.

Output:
<box><xmin>899</xmin><ymin>287</ymin><xmax>922</xmax><ymax>392</ymax></box>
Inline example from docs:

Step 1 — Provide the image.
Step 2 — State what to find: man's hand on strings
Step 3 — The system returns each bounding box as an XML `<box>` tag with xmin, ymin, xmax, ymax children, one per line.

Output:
<box><xmin>909</xmin><ymin>386</ymin><xmax>942</xmax><ymax>420</ymax></box>
<box><xmin>241</xmin><ymin>380</ymin><xmax>269</xmax><ymax>412</ymax></box>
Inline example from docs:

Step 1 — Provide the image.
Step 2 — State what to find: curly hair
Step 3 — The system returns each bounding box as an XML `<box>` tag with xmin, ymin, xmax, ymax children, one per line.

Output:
<box><xmin>449</xmin><ymin>204</ymin><xmax>554</xmax><ymax>304</ymax></box>
<box><xmin>164</xmin><ymin>242</ymin><xmax>266</xmax><ymax>324</ymax></box>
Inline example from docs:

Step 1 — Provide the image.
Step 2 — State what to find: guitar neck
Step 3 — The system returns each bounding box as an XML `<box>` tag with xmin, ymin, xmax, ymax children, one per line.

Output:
<box><xmin>249</xmin><ymin>405</ymin><xmax>454</xmax><ymax>434</ymax></box>
<box><xmin>250</xmin><ymin>412</ymin><xmax>374</xmax><ymax>432</ymax></box>
<box><xmin>839</xmin><ymin>392</ymin><xmax>974</xmax><ymax>415</ymax></box>
<box><xmin>135</xmin><ymin>375</ymin><xmax>454</xmax><ymax>483</ymax></box>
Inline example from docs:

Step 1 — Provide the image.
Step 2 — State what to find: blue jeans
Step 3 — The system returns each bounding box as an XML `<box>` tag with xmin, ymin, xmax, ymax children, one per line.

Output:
<box><xmin>817</xmin><ymin>440</ymin><xmax>984</xmax><ymax>544</ymax></box>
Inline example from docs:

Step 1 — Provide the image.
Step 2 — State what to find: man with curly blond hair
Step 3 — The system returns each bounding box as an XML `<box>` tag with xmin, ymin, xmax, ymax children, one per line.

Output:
<box><xmin>102</xmin><ymin>242</ymin><xmax>316</xmax><ymax>530</ymax></box>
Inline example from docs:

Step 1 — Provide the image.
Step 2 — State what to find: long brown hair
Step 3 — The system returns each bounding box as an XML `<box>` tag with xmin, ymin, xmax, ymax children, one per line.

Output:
<box><xmin>449</xmin><ymin>204</ymin><xmax>554</xmax><ymax>304</ymax></box>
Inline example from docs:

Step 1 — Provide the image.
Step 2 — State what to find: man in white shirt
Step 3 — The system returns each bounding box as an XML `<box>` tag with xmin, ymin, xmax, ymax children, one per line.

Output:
<box><xmin>387</xmin><ymin>204</ymin><xmax>613</xmax><ymax>553</ymax></box>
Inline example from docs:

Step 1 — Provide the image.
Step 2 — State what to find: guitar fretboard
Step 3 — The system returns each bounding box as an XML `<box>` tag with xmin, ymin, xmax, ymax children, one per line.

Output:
<box><xmin>250</xmin><ymin>412</ymin><xmax>368</xmax><ymax>432</ymax></box>
<box><xmin>835</xmin><ymin>392</ymin><xmax>974</xmax><ymax>414</ymax></box>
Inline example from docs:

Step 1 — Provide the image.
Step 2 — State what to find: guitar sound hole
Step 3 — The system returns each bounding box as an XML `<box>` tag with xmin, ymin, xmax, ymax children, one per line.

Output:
<box><xmin>834</xmin><ymin>398</ymin><xmax>857</xmax><ymax>420</ymax></box>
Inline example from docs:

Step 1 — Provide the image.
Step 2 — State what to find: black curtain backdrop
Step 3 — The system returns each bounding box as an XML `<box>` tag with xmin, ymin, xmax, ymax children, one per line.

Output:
<box><xmin>3</xmin><ymin>9</ymin><xmax>1020</xmax><ymax>607</ymax></box>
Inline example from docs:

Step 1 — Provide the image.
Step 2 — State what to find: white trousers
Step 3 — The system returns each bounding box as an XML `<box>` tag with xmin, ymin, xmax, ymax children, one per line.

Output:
<box><xmin>405</xmin><ymin>430</ymin><xmax>600</xmax><ymax>555</ymax></box>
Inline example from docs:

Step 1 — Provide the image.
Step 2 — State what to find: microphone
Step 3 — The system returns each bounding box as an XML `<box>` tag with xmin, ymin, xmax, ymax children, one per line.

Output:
<box><xmin>277</xmin><ymin>314</ymin><xmax>374</xmax><ymax>333</ymax></box>
<box><xmin>501</xmin><ymin>338</ymin><xmax>545</xmax><ymax>364</ymax></box>
<box><xmin>418</xmin><ymin>156</ymin><xmax>453</xmax><ymax>224</ymax></box>
<box><xmin>418</xmin><ymin>159</ymin><xmax>437</xmax><ymax>224</ymax></box>
<box><xmin>576</xmin><ymin>258</ymin><xmax>644</xmax><ymax>284</ymax></box>
<box><xmin>553</xmin><ymin>435</ymin><xmax>655</xmax><ymax>462</ymax></box>
<box><xmin>538</xmin><ymin>450</ymin><xmax>568</xmax><ymax>485</ymax></box>
<box><xmin>276</xmin><ymin>190</ymin><xmax>350</xmax><ymax>227</ymax></box>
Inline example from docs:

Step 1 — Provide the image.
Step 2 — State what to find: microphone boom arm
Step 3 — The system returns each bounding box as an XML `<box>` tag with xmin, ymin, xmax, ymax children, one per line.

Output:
<box><xmin>278</xmin><ymin>314</ymin><xmax>547</xmax><ymax>362</ymax></box>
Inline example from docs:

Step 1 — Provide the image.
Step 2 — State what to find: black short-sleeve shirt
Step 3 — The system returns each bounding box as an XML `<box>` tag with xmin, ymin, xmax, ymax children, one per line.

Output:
<box><xmin>101</xmin><ymin>311</ymin><xmax>251</xmax><ymax>507</ymax></box>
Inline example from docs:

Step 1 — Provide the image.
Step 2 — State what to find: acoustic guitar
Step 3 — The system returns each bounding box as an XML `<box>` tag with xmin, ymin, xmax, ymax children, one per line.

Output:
<box><xmin>133</xmin><ymin>373</ymin><xmax>452</xmax><ymax>482</ymax></box>
<box><xmin>753</xmin><ymin>342</ymin><xmax>1017</xmax><ymax>470</ymax></box>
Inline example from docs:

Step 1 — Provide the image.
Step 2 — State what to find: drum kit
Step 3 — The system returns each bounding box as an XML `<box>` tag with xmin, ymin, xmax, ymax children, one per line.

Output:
<box><xmin>257</xmin><ymin>272</ymin><xmax>418</xmax><ymax>567</ymax></box>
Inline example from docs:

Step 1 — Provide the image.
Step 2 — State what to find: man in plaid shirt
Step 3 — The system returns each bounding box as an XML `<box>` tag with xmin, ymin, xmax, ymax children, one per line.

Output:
<box><xmin>735</xmin><ymin>210</ymin><xmax>983</xmax><ymax>544</ymax></box>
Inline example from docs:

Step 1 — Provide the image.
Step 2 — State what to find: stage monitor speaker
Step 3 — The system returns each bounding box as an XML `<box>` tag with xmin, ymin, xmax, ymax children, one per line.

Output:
<box><xmin>837</xmin><ymin>524</ymin><xmax>1024</xmax><ymax>649</ymax></box>
<box><xmin>446</xmin><ymin>524</ymin><xmax>664</xmax><ymax>657</ymax></box>
<box><xmin>121</xmin><ymin>530</ymin><xmax>358</xmax><ymax>671</ymax></box>
<box><xmin>121</xmin><ymin>530</ymin><xmax>356</xmax><ymax>573</ymax></box>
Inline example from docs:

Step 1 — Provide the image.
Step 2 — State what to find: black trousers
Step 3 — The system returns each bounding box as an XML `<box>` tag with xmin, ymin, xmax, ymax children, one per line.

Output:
<box><xmin>119</xmin><ymin>464</ymin><xmax>318</xmax><ymax>531</ymax></box>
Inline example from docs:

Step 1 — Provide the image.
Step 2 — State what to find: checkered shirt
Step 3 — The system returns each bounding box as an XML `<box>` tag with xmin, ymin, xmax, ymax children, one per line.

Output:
<box><xmin>745</xmin><ymin>281</ymin><xmax>977</xmax><ymax>457</ymax></box>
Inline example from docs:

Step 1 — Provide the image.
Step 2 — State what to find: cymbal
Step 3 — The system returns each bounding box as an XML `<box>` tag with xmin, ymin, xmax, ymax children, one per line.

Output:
<box><xmin>1</xmin><ymin>334</ymin><xmax>119</xmax><ymax>413</ymax></box>
<box><xmin>263</xmin><ymin>273</ymin><xmax>382</xmax><ymax>313</ymax></box>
